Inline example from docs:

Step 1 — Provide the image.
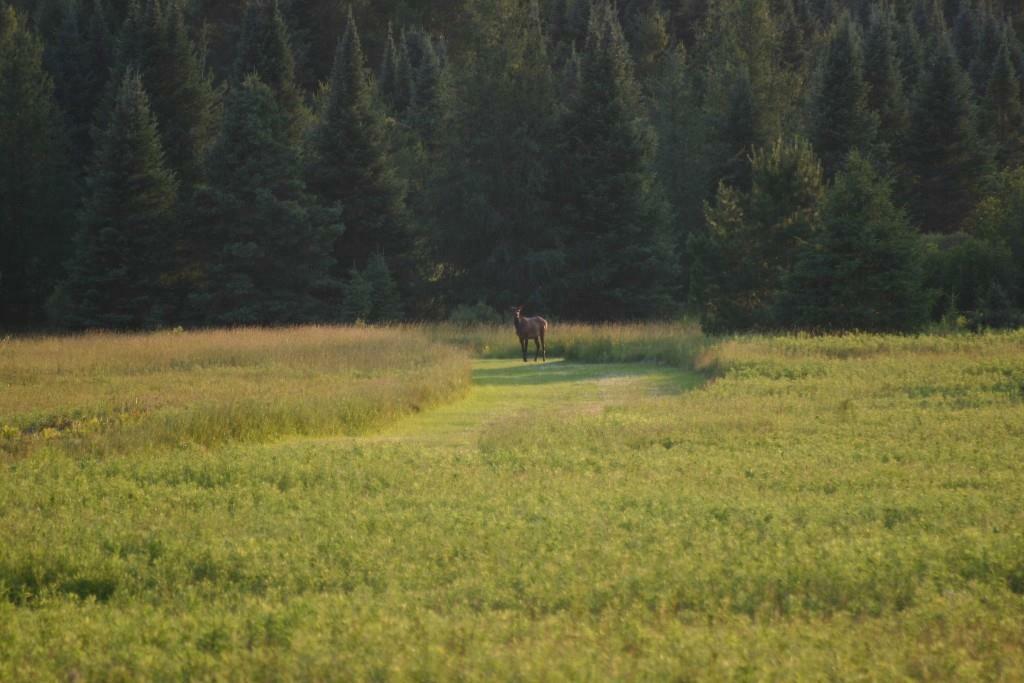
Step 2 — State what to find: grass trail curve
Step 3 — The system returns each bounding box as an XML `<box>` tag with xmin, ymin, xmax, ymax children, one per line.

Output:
<box><xmin>368</xmin><ymin>358</ymin><xmax>704</xmax><ymax>450</ymax></box>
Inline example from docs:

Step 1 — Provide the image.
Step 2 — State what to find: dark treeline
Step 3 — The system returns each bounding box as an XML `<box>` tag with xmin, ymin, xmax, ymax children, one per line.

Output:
<box><xmin>2</xmin><ymin>0</ymin><xmax>1024</xmax><ymax>331</ymax></box>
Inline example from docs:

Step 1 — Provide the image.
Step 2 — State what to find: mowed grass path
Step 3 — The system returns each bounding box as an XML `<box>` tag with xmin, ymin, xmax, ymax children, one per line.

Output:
<box><xmin>369</xmin><ymin>358</ymin><xmax>701</xmax><ymax>450</ymax></box>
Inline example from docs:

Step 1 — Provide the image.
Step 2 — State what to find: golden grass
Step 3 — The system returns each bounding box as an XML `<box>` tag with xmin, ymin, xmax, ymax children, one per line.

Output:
<box><xmin>0</xmin><ymin>325</ymin><xmax>471</xmax><ymax>458</ymax></box>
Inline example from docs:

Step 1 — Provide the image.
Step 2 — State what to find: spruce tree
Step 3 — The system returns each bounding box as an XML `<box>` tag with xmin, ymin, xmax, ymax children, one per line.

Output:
<box><xmin>650</xmin><ymin>43</ymin><xmax>707</xmax><ymax>300</ymax></box>
<box><xmin>716</xmin><ymin>68</ymin><xmax>763</xmax><ymax>191</ymax></box>
<box><xmin>555</xmin><ymin>1</ymin><xmax>678</xmax><ymax>320</ymax></box>
<box><xmin>863</xmin><ymin>4</ymin><xmax>910</xmax><ymax>152</ymax></box>
<box><xmin>431</xmin><ymin>0</ymin><xmax>563</xmax><ymax>312</ymax></box>
<box><xmin>189</xmin><ymin>74</ymin><xmax>340</xmax><ymax>324</ymax></box>
<box><xmin>45</xmin><ymin>0</ymin><xmax>114</xmax><ymax>175</ymax></box>
<box><xmin>0</xmin><ymin>5</ymin><xmax>74</xmax><ymax>326</ymax></box>
<box><xmin>981</xmin><ymin>36</ymin><xmax>1024</xmax><ymax>168</ymax></box>
<box><xmin>401</xmin><ymin>26</ymin><xmax>446</xmax><ymax>135</ymax></box>
<box><xmin>234</xmin><ymin>0</ymin><xmax>308</xmax><ymax>142</ymax></box>
<box><xmin>777</xmin><ymin>152</ymin><xmax>928</xmax><ymax>332</ymax></box>
<box><xmin>363</xmin><ymin>253</ymin><xmax>404</xmax><ymax>322</ymax></box>
<box><xmin>896</xmin><ymin>15</ymin><xmax>926</xmax><ymax>92</ymax></box>
<box><xmin>307</xmin><ymin>10</ymin><xmax>414</xmax><ymax>298</ymax></box>
<box><xmin>341</xmin><ymin>266</ymin><xmax>373</xmax><ymax>322</ymax></box>
<box><xmin>624</xmin><ymin>0</ymin><xmax>668</xmax><ymax>83</ymax></box>
<box><xmin>56</xmin><ymin>70</ymin><xmax>177</xmax><ymax>328</ymax></box>
<box><xmin>689</xmin><ymin>183</ymin><xmax>758</xmax><ymax>333</ymax></box>
<box><xmin>808</xmin><ymin>13</ymin><xmax>878</xmax><ymax>178</ymax></box>
<box><xmin>966</xmin><ymin>8</ymin><xmax>1002</xmax><ymax>94</ymax></box>
<box><xmin>690</xmin><ymin>137</ymin><xmax>824</xmax><ymax>332</ymax></box>
<box><xmin>108</xmin><ymin>0</ymin><xmax>218</xmax><ymax>187</ymax></box>
<box><xmin>905</xmin><ymin>32</ymin><xmax>988</xmax><ymax>233</ymax></box>
<box><xmin>378</xmin><ymin>22</ymin><xmax>402</xmax><ymax>111</ymax></box>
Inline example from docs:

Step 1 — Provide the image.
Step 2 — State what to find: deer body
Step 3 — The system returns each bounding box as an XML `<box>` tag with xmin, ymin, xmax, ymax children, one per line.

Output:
<box><xmin>512</xmin><ymin>306</ymin><xmax>547</xmax><ymax>362</ymax></box>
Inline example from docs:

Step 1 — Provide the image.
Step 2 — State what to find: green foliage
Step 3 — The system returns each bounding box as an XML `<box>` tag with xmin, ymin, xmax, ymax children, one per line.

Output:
<box><xmin>188</xmin><ymin>74</ymin><xmax>340</xmax><ymax>325</ymax></box>
<box><xmin>113</xmin><ymin>0</ymin><xmax>219</xmax><ymax>187</ymax></box>
<box><xmin>0</xmin><ymin>5</ymin><xmax>74</xmax><ymax>326</ymax></box>
<box><xmin>970</xmin><ymin>167</ymin><xmax>1024</xmax><ymax>253</ymax></box>
<box><xmin>692</xmin><ymin>137</ymin><xmax>824</xmax><ymax>333</ymax></box>
<box><xmin>233</xmin><ymin>0</ymin><xmax>308</xmax><ymax>142</ymax></box>
<box><xmin>431</xmin><ymin>0</ymin><xmax>562</xmax><ymax>312</ymax></box>
<box><xmin>341</xmin><ymin>254</ymin><xmax>404</xmax><ymax>323</ymax></box>
<box><xmin>447</xmin><ymin>302</ymin><xmax>502</xmax><ymax>326</ymax></box>
<box><xmin>307</xmin><ymin>10</ymin><xmax>413</xmax><ymax>299</ymax></box>
<box><xmin>555</xmin><ymin>0</ymin><xmax>678</xmax><ymax>320</ymax></box>
<box><xmin>7</xmin><ymin>0</ymin><xmax>1024</xmax><ymax>330</ymax></box>
<box><xmin>981</xmin><ymin>36</ymin><xmax>1024</xmax><ymax>167</ymax></box>
<box><xmin>340</xmin><ymin>266</ymin><xmax>373</xmax><ymax>322</ymax></box>
<box><xmin>45</xmin><ymin>0</ymin><xmax>114</xmax><ymax>172</ymax></box>
<box><xmin>777</xmin><ymin>153</ymin><xmax>929</xmax><ymax>332</ymax></box>
<box><xmin>55</xmin><ymin>69</ymin><xmax>177</xmax><ymax>329</ymax></box>
<box><xmin>809</xmin><ymin>13</ymin><xmax>878</xmax><ymax>177</ymax></box>
<box><xmin>905</xmin><ymin>31</ymin><xmax>989</xmax><ymax>233</ymax></box>
<box><xmin>863</xmin><ymin>4</ymin><xmax>910</xmax><ymax>158</ymax></box>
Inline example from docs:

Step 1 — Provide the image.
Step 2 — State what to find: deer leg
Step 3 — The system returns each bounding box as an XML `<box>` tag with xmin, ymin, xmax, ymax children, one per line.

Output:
<box><xmin>533</xmin><ymin>337</ymin><xmax>540</xmax><ymax>361</ymax></box>
<box><xmin>540</xmin><ymin>332</ymin><xmax>546</xmax><ymax>361</ymax></box>
<box><xmin>521</xmin><ymin>337</ymin><xmax>528</xmax><ymax>362</ymax></box>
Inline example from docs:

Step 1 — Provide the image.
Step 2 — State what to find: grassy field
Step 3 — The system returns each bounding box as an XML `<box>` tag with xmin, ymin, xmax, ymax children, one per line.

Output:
<box><xmin>2</xmin><ymin>325</ymin><xmax>1023</xmax><ymax>680</ymax></box>
<box><xmin>0</xmin><ymin>326</ymin><xmax>470</xmax><ymax>459</ymax></box>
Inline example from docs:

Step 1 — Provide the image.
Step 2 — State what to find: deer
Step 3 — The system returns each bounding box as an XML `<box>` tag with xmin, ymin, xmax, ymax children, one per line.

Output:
<box><xmin>511</xmin><ymin>305</ymin><xmax>548</xmax><ymax>362</ymax></box>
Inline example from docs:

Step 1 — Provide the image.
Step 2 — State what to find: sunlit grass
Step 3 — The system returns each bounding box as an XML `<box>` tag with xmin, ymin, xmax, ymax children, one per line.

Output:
<box><xmin>0</xmin><ymin>325</ymin><xmax>471</xmax><ymax>458</ymax></box>
<box><xmin>1</xmin><ymin>326</ymin><xmax>1023</xmax><ymax>679</ymax></box>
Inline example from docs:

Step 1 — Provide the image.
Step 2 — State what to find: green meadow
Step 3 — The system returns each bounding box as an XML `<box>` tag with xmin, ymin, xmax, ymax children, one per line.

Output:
<box><xmin>2</xmin><ymin>325</ymin><xmax>1023</xmax><ymax>680</ymax></box>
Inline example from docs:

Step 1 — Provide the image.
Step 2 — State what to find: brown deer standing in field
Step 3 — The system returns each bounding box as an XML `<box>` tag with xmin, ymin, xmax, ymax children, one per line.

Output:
<box><xmin>512</xmin><ymin>305</ymin><xmax>547</xmax><ymax>362</ymax></box>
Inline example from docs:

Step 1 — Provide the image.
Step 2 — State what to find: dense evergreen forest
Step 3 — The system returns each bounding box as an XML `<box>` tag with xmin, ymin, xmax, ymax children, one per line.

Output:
<box><xmin>2</xmin><ymin>0</ymin><xmax>1024</xmax><ymax>331</ymax></box>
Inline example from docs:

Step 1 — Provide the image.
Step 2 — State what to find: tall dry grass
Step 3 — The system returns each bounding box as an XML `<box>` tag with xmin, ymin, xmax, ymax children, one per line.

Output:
<box><xmin>0</xmin><ymin>325</ymin><xmax>470</xmax><ymax>458</ymax></box>
<box><xmin>426</xmin><ymin>320</ymin><xmax>708</xmax><ymax>366</ymax></box>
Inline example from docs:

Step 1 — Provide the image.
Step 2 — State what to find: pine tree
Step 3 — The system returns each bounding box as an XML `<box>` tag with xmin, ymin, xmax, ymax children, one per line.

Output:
<box><xmin>896</xmin><ymin>15</ymin><xmax>926</xmax><ymax>91</ymax></box>
<box><xmin>189</xmin><ymin>74</ymin><xmax>340</xmax><ymax>324</ymax></box>
<box><xmin>913</xmin><ymin>0</ymin><xmax>947</xmax><ymax>38</ymax></box>
<box><xmin>307</xmin><ymin>10</ymin><xmax>414</xmax><ymax>299</ymax></box>
<box><xmin>624</xmin><ymin>0</ymin><xmax>668</xmax><ymax>83</ymax></box>
<box><xmin>45</xmin><ymin>0</ymin><xmax>114</xmax><ymax>175</ymax></box>
<box><xmin>690</xmin><ymin>137</ymin><xmax>824</xmax><ymax>332</ymax></box>
<box><xmin>716</xmin><ymin>68</ymin><xmax>763</xmax><ymax>191</ymax></box>
<box><xmin>378</xmin><ymin>22</ymin><xmax>402</xmax><ymax>110</ymax></box>
<box><xmin>431</xmin><ymin>0</ymin><xmax>563</xmax><ymax>312</ymax></box>
<box><xmin>55</xmin><ymin>70</ymin><xmax>177</xmax><ymax>328</ymax></box>
<box><xmin>981</xmin><ymin>35</ymin><xmax>1024</xmax><ymax>167</ymax></box>
<box><xmin>650</xmin><ymin>43</ymin><xmax>706</xmax><ymax>300</ymax></box>
<box><xmin>776</xmin><ymin>0</ymin><xmax>809</xmax><ymax>72</ymax></box>
<box><xmin>341</xmin><ymin>266</ymin><xmax>373</xmax><ymax>322</ymax></box>
<box><xmin>555</xmin><ymin>1</ymin><xmax>678</xmax><ymax>320</ymax></box>
<box><xmin>777</xmin><ymin>152</ymin><xmax>928</xmax><ymax>332</ymax></box>
<box><xmin>905</xmin><ymin>32</ymin><xmax>989</xmax><ymax>233</ymax></box>
<box><xmin>966</xmin><ymin>166</ymin><xmax>1024</xmax><ymax>310</ymax></box>
<box><xmin>107</xmin><ymin>0</ymin><xmax>218</xmax><ymax>188</ymax></box>
<box><xmin>0</xmin><ymin>5</ymin><xmax>75</xmax><ymax>326</ymax></box>
<box><xmin>689</xmin><ymin>183</ymin><xmax>757</xmax><ymax>333</ymax></box>
<box><xmin>363</xmin><ymin>253</ymin><xmax>403</xmax><ymax>322</ymax></box>
<box><xmin>863</xmin><ymin>4</ymin><xmax>910</xmax><ymax>152</ymax></box>
<box><xmin>966</xmin><ymin>7</ymin><xmax>1002</xmax><ymax>94</ymax></box>
<box><xmin>234</xmin><ymin>0</ymin><xmax>308</xmax><ymax>142</ymax></box>
<box><xmin>697</xmin><ymin>0</ymin><xmax>795</xmax><ymax>191</ymax></box>
<box><xmin>401</xmin><ymin>26</ymin><xmax>446</xmax><ymax>135</ymax></box>
<box><xmin>952</xmin><ymin>1</ymin><xmax>979</xmax><ymax>68</ymax></box>
<box><xmin>808</xmin><ymin>13</ymin><xmax>878</xmax><ymax>177</ymax></box>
